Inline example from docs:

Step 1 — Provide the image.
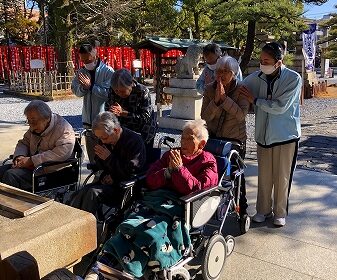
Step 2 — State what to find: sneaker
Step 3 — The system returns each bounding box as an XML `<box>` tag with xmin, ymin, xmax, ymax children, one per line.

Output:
<box><xmin>274</xmin><ymin>217</ymin><xmax>286</xmax><ymax>226</ymax></box>
<box><xmin>252</xmin><ymin>212</ymin><xmax>273</xmax><ymax>223</ymax></box>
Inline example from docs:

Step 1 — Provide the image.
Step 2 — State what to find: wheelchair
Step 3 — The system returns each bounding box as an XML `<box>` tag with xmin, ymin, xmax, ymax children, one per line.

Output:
<box><xmin>43</xmin><ymin>137</ymin><xmax>250</xmax><ymax>280</ymax></box>
<box><xmin>85</xmin><ymin>137</ymin><xmax>250</xmax><ymax>280</ymax></box>
<box><xmin>1</xmin><ymin>133</ymin><xmax>84</xmax><ymax>203</ymax></box>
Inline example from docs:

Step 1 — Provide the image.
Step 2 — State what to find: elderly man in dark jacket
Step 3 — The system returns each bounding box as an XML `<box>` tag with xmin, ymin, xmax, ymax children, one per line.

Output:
<box><xmin>69</xmin><ymin>111</ymin><xmax>146</xmax><ymax>216</ymax></box>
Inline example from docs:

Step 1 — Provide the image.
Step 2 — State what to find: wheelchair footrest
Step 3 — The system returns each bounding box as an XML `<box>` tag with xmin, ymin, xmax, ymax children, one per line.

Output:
<box><xmin>95</xmin><ymin>262</ymin><xmax>135</xmax><ymax>280</ymax></box>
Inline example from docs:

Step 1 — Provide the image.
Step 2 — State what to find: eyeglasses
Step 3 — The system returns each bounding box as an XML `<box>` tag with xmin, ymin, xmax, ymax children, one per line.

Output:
<box><xmin>26</xmin><ymin>118</ymin><xmax>40</xmax><ymax>125</ymax></box>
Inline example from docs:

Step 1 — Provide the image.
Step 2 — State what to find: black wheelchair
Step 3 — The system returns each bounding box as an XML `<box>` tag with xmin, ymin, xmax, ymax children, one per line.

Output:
<box><xmin>1</xmin><ymin>133</ymin><xmax>84</xmax><ymax>202</ymax></box>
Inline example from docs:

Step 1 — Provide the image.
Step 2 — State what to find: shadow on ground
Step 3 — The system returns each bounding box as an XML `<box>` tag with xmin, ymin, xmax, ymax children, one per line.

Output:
<box><xmin>298</xmin><ymin>135</ymin><xmax>337</xmax><ymax>174</ymax></box>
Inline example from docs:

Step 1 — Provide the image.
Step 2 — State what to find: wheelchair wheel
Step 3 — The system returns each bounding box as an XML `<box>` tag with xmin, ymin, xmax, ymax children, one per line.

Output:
<box><xmin>225</xmin><ymin>235</ymin><xmax>235</xmax><ymax>256</ymax></box>
<box><xmin>171</xmin><ymin>267</ymin><xmax>191</xmax><ymax>280</ymax></box>
<box><xmin>239</xmin><ymin>214</ymin><xmax>251</xmax><ymax>234</ymax></box>
<box><xmin>201</xmin><ymin>234</ymin><xmax>227</xmax><ymax>280</ymax></box>
<box><xmin>41</xmin><ymin>268</ymin><xmax>77</xmax><ymax>280</ymax></box>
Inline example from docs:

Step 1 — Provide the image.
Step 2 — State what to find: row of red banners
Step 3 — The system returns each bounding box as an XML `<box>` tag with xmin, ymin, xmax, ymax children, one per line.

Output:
<box><xmin>0</xmin><ymin>46</ymin><xmax>184</xmax><ymax>79</ymax></box>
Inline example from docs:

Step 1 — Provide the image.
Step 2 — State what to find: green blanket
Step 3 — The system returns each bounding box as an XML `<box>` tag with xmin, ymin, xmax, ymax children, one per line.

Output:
<box><xmin>103</xmin><ymin>189</ymin><xmax>191</xmax><ymax>278</ymax></box>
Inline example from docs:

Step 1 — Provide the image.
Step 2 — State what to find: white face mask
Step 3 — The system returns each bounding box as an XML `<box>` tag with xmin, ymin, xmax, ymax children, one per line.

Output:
<box><xmin>260</xmin><ymin>63</ymin><xmax>278</xmax><ymax>75</ymax></box>
<box><xmin>84</xmin><ymin>60</ymin><xmax>97</xmax><ymax>71</ymax></box>
<box><xmin>207</xmin><ymin>63</ymin><xmax>217</xmax><ymax>71</ymax></box>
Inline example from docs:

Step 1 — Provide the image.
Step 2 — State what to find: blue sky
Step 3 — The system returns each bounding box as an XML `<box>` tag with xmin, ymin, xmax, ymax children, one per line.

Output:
<box><xmin>304</xmin><ymin>0</ymin><xmax>337</xmax><ymax>19</ymax></box>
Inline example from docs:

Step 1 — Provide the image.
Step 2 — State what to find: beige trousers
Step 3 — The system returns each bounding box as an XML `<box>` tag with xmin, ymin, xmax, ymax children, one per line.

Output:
<box><xmin>256</xmin><ymin>142</ymin><xmax>298</xmax><ymax>218</ymax></box>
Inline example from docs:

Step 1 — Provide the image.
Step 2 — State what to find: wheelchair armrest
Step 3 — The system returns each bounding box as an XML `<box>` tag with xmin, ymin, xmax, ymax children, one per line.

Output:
<box><xmin>33</xmin><ymin>158</ymin><xmax>78</xmax><ymax>174</ymax></box>
<box><xmin>37</xmin><ymin>158</ymin><xmax>78</xmax><ymax>168</ymax></box>
<box><xmin>119</xmin><ymin>173</ymin><xmax>146</xmax><ymax>189</ymax></box>
<box><xmin>86</xmin><ymin>163</ymin><xmax>101</xmax><ymax>172</ymax></box>
<box><xmin>180</xmin><ymin>185</ymin><xmax>220</xmax><ymax>203</ymax></box>
<box><xmin>2</xmin><ymin>155</ymin><xmax>14</xmax><ymax>165</ymax></box>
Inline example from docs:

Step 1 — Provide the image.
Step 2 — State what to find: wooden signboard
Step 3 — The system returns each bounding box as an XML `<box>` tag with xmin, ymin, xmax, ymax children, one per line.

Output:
<box><xmin>0</xmin><ymin>184</ymin><xmax>53</xmax><ymax>217</ymax></box>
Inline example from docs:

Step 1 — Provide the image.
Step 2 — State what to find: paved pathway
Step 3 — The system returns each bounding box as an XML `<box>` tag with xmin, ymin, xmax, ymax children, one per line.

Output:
<box><xmin>245</xmin><ymin>98</ymin><xmax>337</xmax><ymax>175</ymax></box>
<box><xmin>0</xmin><ymin>89</ymin><xmax>337</xmax><ymax>279</ymax></box>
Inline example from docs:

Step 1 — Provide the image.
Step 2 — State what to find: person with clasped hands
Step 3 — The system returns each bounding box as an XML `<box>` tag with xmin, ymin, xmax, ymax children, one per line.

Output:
<box><xmin>243</xmin><ymin>42</ymin><xmax>302</xmax><ymax>227</ymax></box>
<box><xmin>71</xmin><ymin>43</ymin><xmax>114</xmax><ymax>165</ymax></box>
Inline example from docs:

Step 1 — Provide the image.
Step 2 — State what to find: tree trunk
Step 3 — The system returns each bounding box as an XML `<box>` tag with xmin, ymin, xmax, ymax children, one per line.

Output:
<box><xmin>48</xmin><ymin>0</ymin><xmax>74</xmax><ymax>76</ymax></box>
<box><xmin>240</xmin><ymin>20</ymin><xmax>256</xmax><ymax>73</ymax></box>
<box><xmin>56</xmin><ymin>27</ymin><xmax>74</xmax><ymax>76</ymax></box>
<box><xmin>193</xmin><ymin>11</ymin><xmax>200</xmax><ymax>39</ymax></box>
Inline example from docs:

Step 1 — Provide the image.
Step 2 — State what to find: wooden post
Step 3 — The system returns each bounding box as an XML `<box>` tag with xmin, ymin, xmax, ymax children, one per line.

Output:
<box><xmin>155</xmin><ymin>53</ymin><xmax>162</xmax><ymax>117</ymax></box>
<box><xmin>301</xmin><ymin>48</ymin><xmax>305</xmax><ymax>105</ymax></box>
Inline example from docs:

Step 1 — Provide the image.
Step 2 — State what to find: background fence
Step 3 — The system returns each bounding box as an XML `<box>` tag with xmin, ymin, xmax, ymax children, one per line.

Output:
<box><xmin>0</xmin><ymin>46</ymin><xmax>184</xmax><ymax>81</ymax></box>
<box><xmin>9</xmin><ymin>70</ymin><xmax>73</xmax><ymax>98</ymax></box>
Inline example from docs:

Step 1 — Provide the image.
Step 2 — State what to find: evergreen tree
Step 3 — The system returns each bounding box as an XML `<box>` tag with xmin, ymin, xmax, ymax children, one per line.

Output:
<box><xmin>320</xmin><ymin>5</ymin><xmax>337</xmax><ymax>61</ymax></box>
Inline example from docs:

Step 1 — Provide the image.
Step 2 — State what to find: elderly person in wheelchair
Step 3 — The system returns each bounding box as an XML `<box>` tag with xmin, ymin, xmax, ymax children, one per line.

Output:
<box><xmin>0</xmin><ymin>100</ymin><xmax>75</xmax><ymax>191</ymax></box>
<box><xmin>69</xmin><ymin>111</ymin><xmax>146</xmax><ymax>216</ymax></box>
<box><xmin>84</xmin><ymin>119</ymin><xmax>218</xmax><ymax>280</ymax></box>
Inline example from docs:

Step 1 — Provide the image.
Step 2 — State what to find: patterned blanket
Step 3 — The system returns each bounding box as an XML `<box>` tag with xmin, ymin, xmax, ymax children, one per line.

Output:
<box><xmin>102</xmin><ymin>189</ymin><xmax>191</xmax><ymax>278</ymax></box>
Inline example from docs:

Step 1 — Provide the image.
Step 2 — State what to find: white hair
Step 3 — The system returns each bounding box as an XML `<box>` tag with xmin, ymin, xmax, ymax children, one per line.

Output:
<box><xmin>24</xmin><ymin>100</ymin><xmax>52</xmax><ymax>120</ymax></box>
<box><xmin>92</xmin><ymin>112</ymin><xmax>120</xmax><ymax>135</ymax></box>
<box><xmin>183</xmin><ymin>119</ymin><xmax>209</xmax><ymax>142</ymax></box>
<box><xmin>215</xmin><ymin>55</ymin><xmax>239</xmax><ymax>76</ymax></box>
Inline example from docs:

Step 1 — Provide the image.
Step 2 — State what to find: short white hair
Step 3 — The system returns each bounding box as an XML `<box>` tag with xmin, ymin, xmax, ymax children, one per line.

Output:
<box><xmin>92</xmin><ymin>112</ymin><xmax>120</xmax><ymax>135</ymax></box>
<box><xmin>24</xmin><ymin>100</ymin><xmax>52</xmax><ymax>120</ymax></box>
<box><xmin>215</xmin><ymin>55</ymin><xmax>239</xmax><ymax>76</ymax></box>
<box><xmin>183</xmin><ymin>119</ymin><xmax>209</xmax><ymax>142</ymax></box>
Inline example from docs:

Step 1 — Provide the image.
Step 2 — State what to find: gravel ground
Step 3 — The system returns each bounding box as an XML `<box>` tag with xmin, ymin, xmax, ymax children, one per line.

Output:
<box><xmin>1</xmin><ymin>85</ymin><xmax>336</xmax><ymax>174</ymax></box>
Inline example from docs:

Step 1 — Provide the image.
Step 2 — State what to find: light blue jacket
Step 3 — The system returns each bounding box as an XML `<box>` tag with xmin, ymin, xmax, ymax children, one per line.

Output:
<box><xmin>243</xmin><ymin>65</ymin><xmax>302</xmax><ymax>147</ymax></box>
<box><xmin>71</xmin><ymin>61</ymin><xmax>114</xmax><ymax>125</ymax></box>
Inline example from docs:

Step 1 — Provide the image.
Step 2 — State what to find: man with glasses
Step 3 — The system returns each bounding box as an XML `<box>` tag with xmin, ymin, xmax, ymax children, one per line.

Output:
<box><xmin>0</xmin><ymin>100</ymin><xmax>75</xmax><ymax>190</ymax></box>
<box><xmin>69</xmin><ymin>112</ymin><xmax>146</xmax><ymax>217</ymax></box>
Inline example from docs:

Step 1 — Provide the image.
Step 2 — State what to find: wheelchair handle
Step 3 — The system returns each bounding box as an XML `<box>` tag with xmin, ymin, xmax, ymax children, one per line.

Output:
<box><xmin>158</xmin><ymin>136</ymin><xmax>175</xmax><ymax>149</ymax></box>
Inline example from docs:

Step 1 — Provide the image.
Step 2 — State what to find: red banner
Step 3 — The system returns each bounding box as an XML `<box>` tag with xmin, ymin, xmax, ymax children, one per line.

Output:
<box><xmin>0</xmin><ymin>45</ymin><xmax>182</xmax><ymax>79</ymax></box>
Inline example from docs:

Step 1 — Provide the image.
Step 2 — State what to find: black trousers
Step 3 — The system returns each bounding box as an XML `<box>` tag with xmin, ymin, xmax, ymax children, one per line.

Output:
<box><xmin>69</xmin><ymin>183</ymin><xmax>125</xmax><ymax>216</ymax></box>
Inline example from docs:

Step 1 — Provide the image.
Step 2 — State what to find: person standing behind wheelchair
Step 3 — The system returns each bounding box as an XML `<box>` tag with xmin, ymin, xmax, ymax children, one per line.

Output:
<box><xmin>243</xmin><ymin>42</ymin><xmax>301</xmax><ymax>227</ymax></box>
<box><xmin>106</xmin><ymin>68</ymin><xmax>157</xmax><ymax>157</ymax></box>
<box><xmin>201</xmin><ymin>55</ymin><xmax>252</xmax><ymax>217</ymax></box>
<box><xmin>196</xmin><ymin>43</ymin><xmax>243</xmax><ymax>95</ymax></box>
<box><xmin>69</xmin><ymin>111</ymin><xmax>146</xmax><ymax>217</ymax></box>
<box><xmin>71</xmin><ymin>43</ymin><xmax>114</xmax><ymax>165</ymax></box>
<box><xmin>0</xmin><ymin>100</ymin><xmax>75</xmax><ymax>190</ymax></box>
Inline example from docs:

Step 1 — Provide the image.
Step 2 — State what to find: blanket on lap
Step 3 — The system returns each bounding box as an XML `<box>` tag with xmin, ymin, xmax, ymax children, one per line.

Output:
<box><xmin>102</xmin><ymin>189</ymin><xmax>191</xmax><ymax>278</ymax></box>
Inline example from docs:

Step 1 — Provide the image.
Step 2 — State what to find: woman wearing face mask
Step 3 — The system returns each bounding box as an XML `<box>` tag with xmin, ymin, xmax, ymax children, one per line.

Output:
<box><xmin>243</xmin><ymin>42</ymin><xmax>302</xmax><ymax>227</ymax></box>
<box><xmin>201</xmin><ymin>55</ymin><xmax>252</xmax><ymax>217</ymax></box>
<box><xmin>71</xmin><ymin>43</ymin><xmax>114</xmax><ymax>164</ymax></box>
<box><xmin>196</xmin><ymin>43</ymin><xmax>222</xmax><ymax>94</ymax></box>
<box><xmin>196</xmin><ymin>43</ymin><xmax>244</xmax><ymax>94</ymax></box>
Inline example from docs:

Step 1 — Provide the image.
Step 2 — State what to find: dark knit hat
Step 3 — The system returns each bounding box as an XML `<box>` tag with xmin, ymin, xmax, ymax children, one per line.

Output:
<box><xmin>262</xmin><ymin>42</ymin><xmax>283</xmax><ymax>61</ymax></box>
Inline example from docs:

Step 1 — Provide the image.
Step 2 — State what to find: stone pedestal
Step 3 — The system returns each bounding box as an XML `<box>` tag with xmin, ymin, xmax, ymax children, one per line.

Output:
<box><xmin>159</xmin><ymin>78</ymin><xmax>202</xmax><ymax>130</ymax></box>
<box><xmin>0</xmin><ymin>192</ymin><xmax>97</xmax><ymax>278</ymax></box>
